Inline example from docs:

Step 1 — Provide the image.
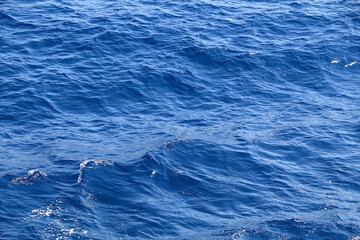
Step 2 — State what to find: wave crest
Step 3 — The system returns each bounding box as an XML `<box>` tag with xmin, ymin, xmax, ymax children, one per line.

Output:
<box><xmin>78</xmin><ymin>160</ymin><xmax>114</xmax><ymax>183</ymax></box>
<box><xmin>11</xmin><ymin>169</ymin><xmax>47</xmax><ymax>185</ymax></box>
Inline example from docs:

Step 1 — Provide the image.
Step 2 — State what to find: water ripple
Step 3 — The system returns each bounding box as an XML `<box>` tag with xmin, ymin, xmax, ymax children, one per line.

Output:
<box><xmin>1</xmin><ymin>0</ymin><xmax>360</xmax><ymax>239</ymax></box>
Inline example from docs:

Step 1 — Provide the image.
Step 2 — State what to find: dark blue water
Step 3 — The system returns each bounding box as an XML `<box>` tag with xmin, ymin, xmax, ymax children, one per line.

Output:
<box><xmin>1</xmin><ymin>0</ymin><xmax>360</xmax><ymax>239</ymax></box>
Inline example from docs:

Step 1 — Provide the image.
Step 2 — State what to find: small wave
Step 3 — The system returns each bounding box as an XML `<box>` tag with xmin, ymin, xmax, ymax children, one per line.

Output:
<box><xmin>163</xmin><ymin>139</ymin><xmax>190</xmax><ymax>151</ymax></box>
<box><xmin>222</xmin><ymin>218</ymin><xmax>360</xmax><ymax>240</ymax></box>
<box><xmin>11</xmin><ymin>169</ymin><xmax>47</xmax><ymax>185</ymax></box>
<box><xmin>78</xmin><ymin>160</ymin><xmax>114</xmax><ymax>183</ymax></box>
<box><xmin>0</xmin><ymin>10</ymin><xmax>36</xmax><ymax>28</ymax></box>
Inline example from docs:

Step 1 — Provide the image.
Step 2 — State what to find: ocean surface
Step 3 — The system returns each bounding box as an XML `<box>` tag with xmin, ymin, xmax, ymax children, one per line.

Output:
<box><xmin>1</xmin><ymin>0</ymin><xmax>360</xmax><ymax>239</ymax></box>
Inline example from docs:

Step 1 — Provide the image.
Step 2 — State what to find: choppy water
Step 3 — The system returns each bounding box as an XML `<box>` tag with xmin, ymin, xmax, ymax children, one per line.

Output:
<box><xmin>1</xmin><ymin>0</ymin><xmax>360</xmax><ymax>239</ymax></box>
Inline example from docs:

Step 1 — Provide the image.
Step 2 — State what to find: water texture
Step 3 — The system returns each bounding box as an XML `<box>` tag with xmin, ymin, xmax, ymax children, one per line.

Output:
<box><xmin>1</xmin><ymin>0</ymin><xmax>360</xmax><ymax>239</ymax></box>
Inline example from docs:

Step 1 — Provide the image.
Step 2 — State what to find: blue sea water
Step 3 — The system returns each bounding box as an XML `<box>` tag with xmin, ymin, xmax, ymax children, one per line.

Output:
<box><xmin>1</xmin><ymin>0</ymin><xmax>360</xmax><ymax>239</ymax></box>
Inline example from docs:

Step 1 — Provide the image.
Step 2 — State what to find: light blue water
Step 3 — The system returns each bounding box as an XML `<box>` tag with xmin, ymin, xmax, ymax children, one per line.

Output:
<box><xmin>1</xmin><ymin>0</ymin><xmax>360</xmax><ymax>239</ymax></box>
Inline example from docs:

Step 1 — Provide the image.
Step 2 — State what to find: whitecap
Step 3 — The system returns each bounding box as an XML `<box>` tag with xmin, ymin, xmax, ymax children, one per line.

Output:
<box><xmin>78</xmin><ymin>160</ymin><xmax>114</xmax><ymax>183</ymax></box>
<box><xmin>11</xmin><ymin>169</ymin><xmax>47</xmax><ymax>185</ymax></box>
<box><xmin>345</xmin><ymin>61</ymin><xmax>358</xmax><ymax>67</ymax></box>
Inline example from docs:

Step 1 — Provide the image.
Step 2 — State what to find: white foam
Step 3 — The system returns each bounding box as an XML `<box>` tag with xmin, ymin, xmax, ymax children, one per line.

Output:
<box><xmin>345</xmin><ymin>61</ymin><xmax>358</xmax><ymax>67</ymax></box>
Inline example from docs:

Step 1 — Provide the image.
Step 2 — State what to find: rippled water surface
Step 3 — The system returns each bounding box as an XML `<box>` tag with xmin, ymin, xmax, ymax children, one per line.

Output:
<box><xmin>1</xmin><ymin>0</ymin><xmax>360</xmax><ymax>239</ymax></box>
